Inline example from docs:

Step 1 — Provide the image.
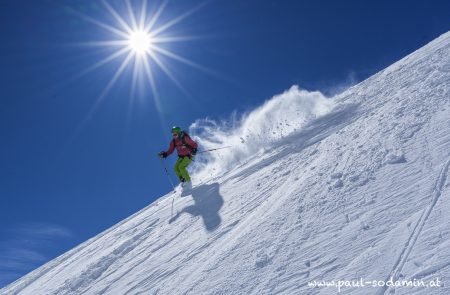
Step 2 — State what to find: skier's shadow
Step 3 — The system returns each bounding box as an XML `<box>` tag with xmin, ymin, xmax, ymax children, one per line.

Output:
<box><xmin>169</xmin><ymin>183</ymin><xmax>223</xmax><ymax>232</ymax></box>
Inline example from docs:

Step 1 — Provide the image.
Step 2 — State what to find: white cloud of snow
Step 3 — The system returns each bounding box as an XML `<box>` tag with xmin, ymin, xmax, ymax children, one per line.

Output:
<box><xmin>323</xmin><ymin>71</ymin><xmax>359</xmax><ymax>96</ymax></box>
<box><xmin>189</xmin><ymin>85</ymin><xmax>334</xmax><ymax>180</ymax></box>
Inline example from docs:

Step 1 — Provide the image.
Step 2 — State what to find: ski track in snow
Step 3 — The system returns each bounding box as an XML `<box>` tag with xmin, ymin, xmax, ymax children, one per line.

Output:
<box><xmin>378</xmin><ymin>157</ymin><xmax>450</xmax><ymax>295</ymax></box>
<box><xmin>1</xmin><ymin>32</ymin><xmax>450</xmax><ymax>295</ymax></box>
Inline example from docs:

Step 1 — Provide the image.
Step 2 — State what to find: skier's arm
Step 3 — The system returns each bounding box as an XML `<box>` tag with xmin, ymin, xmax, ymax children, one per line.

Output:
<box><xmin>166</xmin><ymin>140</ymin><xmax>175</xmax><ymax>156</ymax></box>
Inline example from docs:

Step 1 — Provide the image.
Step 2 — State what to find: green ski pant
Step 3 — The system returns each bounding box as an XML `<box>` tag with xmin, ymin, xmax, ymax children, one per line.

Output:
<box><xmin>174</xmin><ymin>156</ymin><xmax>192</xmax><ymax>182</ymax></box>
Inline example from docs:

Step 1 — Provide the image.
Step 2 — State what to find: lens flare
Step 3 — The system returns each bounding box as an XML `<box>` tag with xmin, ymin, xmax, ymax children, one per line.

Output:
<box><xmin>74</xmin><ymin>0</ymin><xmax>212</xmax><ymax>106</ymax></box>
<box><xmin>128</xmin><ymin>30</ymin><xmax>152</xmax><ymax>56</ymax></box>
<box><xmin>68</xmin><ymin>0</ymin><xmax>220</xmax><ymax>140</ymax></box>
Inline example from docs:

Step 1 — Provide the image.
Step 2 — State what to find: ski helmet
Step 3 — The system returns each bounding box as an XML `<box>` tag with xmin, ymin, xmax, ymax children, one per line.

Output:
<box><xmin>171</xmin><ymin>126</ymin><xmax>182</xmax><ymax>134</ymax></box>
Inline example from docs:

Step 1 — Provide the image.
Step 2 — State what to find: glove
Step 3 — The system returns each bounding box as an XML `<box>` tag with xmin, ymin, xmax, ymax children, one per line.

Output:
<box><xmin>191</xmin><ymin>148</ymin><xmax>197</xmax><ymax>156</ymax></box>
<box><xmin>158</xmin><ymin>151</ymin><xmax>168</xmax><ymax>158</ymax></box>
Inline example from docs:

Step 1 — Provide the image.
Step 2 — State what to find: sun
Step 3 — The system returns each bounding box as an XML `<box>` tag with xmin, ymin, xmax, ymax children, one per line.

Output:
<box><xmin>66</xmin><ymin>0</ymin><xmax>222</xmax><ymax>141</ymax></box>
<box><xmin>73</xmin><ymin>0</ymin><xmax>212</xmax><ymax>111</ymax></box>
<box><xmin>128</xmin><ymin>30</ymin><xmax>152</xmax><ymax>56</ymax></box>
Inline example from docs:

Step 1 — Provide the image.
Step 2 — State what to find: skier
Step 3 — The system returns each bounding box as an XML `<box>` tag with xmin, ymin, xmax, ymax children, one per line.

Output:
<box><xmin>158</xmin><ymin>126</ymin><xmax>198</xmax><ymax>189</ymax></box>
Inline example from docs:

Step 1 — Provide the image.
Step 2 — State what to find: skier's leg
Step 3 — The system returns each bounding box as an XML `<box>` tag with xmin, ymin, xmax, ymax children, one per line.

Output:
<box><xmin>173</xmin><ymin>158</ymin><xmax>184</xmax><ymax>182</ymax></box>
<box><xmin>178</xmin><ymin>157</ymin><xmax>192</xmax><ymax>182</ymax></box>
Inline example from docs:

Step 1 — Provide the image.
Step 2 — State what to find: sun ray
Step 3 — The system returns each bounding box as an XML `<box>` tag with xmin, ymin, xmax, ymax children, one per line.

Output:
<box><xmin>126</xmin><ymin>58</ymin><xmax>140</xmax><ymax>140</ymax></box>
<box><xmin>149</xmin><ymin>1</ymin><xmax>209</xmax><ymax>37</ymax></box>
<box><xmin>67</xmin><ymin>7</ymin><xmax>129</xmax><ymax>39</ymax></box>
<box><xmin>70</xmin><ymin>51</ymin><xmax>134</xmax><ymax>146</ymax></box>
<box><xmin>151</xmin><ymin>35</ymin><xmax>210</xmax><ymax>44</ymax></box>
<box><xmin>102</xmin><ymin>0</ymin><xmax>133</xmax><ymax>34</ymax></box>
<box><xmin>125</xmin><ymin>0</ymin><xmax>138</xmax><ymax>31</ymax></box>
<box><xmin>143</xmin><ymin>61</ymin><xmax>169</xmax><ymax>135</ymax></box>
<box><xmin>130</xmin><ymin>57</ymin><xmax>140</xmax><ymax>99</ymax></box>
<box><xmin>139</xmin><ymin>0</ymin><xmax>148</xmax><ymax>29</ymax></box>
<box><xmin>143</xmin><ymin>56</ymin><xmax>162</xmax><ymax>112</ymax></box>
<box><xmin>150</xmin><ymin>45</ymin><xmax>218</xmax><ymax>76</ymax></box>
<box><xmin>75</xmin><ymin>47</ymin><xmax>130</xmax><ymax>79</ymax></box>
<box><xmin>152</xmin><ymin>45</ymin><xmax>232</xmax><ymax>82</ymax></box>
<box><xmin>91</xmin><ymin>51</ymin><xmax>135</xmax><ymax>115</ymax></box>
<box><xmin>144</xmin><ymin>0</ymin><xmax>168</xmax><ymax>33</ymax></box>
<box><xmin>148</xmin><ymin>50</ymin><xmax>191</xmax><ymax>97</ymax></box>
<box><xmin>74</xmin><ymin>40</ymin><xmax>129</xmax><ymax>47</ymax></box>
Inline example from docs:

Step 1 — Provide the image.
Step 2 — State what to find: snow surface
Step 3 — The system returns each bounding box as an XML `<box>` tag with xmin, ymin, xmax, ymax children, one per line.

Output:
<box><xmin>2</xmin><ymin>31</ymin><xmax>450</xmax><ymax>295</ymax></box>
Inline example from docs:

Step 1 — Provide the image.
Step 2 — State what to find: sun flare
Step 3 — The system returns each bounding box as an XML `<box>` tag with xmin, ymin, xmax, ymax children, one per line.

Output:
<box><xmin>128</xmin><ymin>30</ymin><xmax>152</xmax><ymax>56</ymax></box>
<box><xmin>75</xmin><ymin>0</ymin><xmax>210</xmax><ymax>107</ymax></box>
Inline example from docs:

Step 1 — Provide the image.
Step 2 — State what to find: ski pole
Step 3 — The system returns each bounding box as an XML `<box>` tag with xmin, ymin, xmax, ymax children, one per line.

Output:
<box><xmin>197</xmin><ymin>146</ymin><xmax>232</xmax><ymax>154</ymax></box>
<box><xmin>159</xmin><ymin>157</ymin><xmax>176</xmax><ymax>191</ymax></box>
<box><xmin>159</xmin><ymin>157</ymin><xmax>177</xmax><ymax>217</ymax></box>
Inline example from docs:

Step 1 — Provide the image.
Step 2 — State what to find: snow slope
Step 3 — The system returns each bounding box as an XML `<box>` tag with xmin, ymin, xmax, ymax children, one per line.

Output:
<box><xmin>2</xmin><ymin>32</ymin><xmax>450</xmax><ymax>295</ymax></box>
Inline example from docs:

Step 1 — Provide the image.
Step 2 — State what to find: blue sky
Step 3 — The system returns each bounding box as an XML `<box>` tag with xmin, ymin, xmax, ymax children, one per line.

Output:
<box><xmin>0</xmin><ymin>0</ymin><xmax>449</xmax><ymax>288</ymax></box>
